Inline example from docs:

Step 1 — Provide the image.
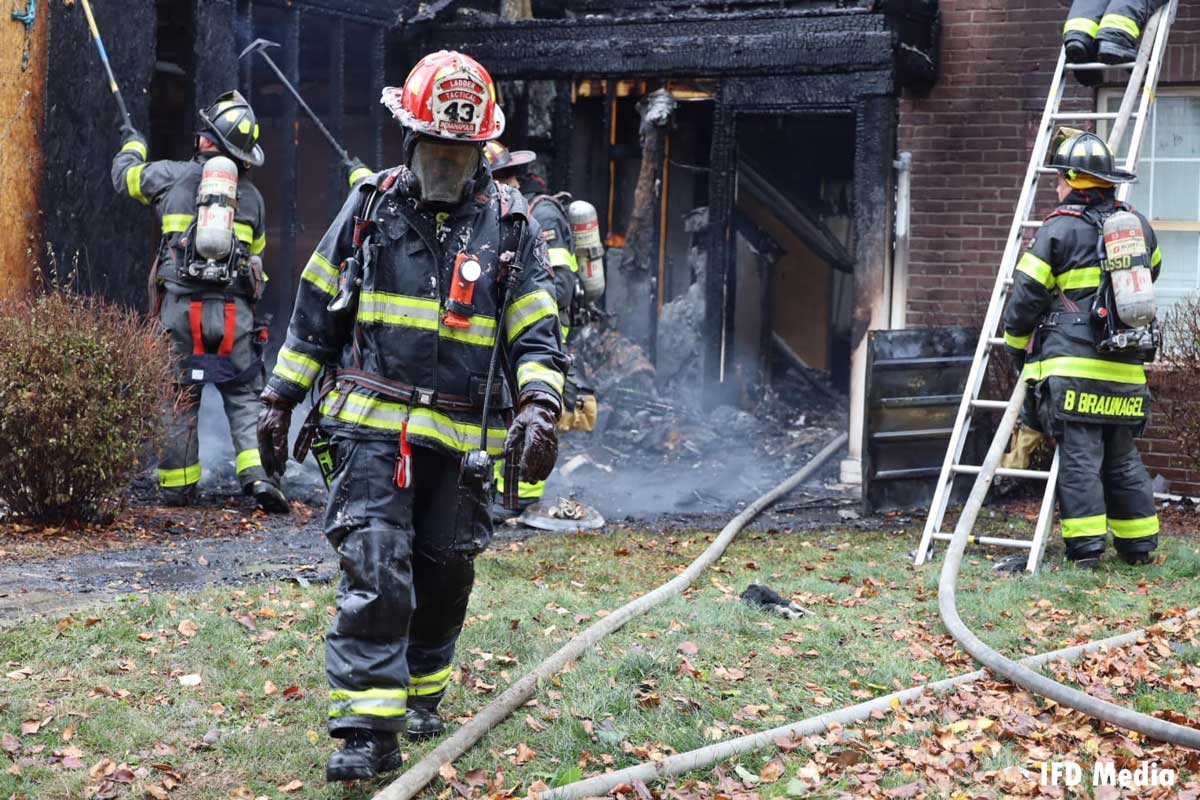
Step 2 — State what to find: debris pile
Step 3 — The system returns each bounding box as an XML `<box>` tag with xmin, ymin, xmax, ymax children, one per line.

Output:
<box><xmin>545</xmin><ymin>326</ymin><xmax>849</xmax><ymax>519</ymax></box>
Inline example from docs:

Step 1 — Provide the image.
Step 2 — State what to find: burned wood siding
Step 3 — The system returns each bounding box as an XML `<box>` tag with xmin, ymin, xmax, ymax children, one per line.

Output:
<box><xmin>425</xmin><ymin>12</ymin><xmax>891</xmax><ymax>79</ymax></box>
<box><xmin>194</xmin><ymin>0</ymin><xmax>240</xmax><ymax>106</ymax></box>
<box><xmin>42</xmin><ymin>0</ymin><xmax>157</xmax><ymax>306</ymax></box>
<box><xmin>0</xmin><ymin>3</ymin><xmax>48</xmax><ymax>300</ymax></box>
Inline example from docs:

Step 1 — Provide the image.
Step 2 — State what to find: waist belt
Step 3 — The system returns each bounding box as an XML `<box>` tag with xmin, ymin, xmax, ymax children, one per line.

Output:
<box><xmin>329</xmin><ymin>368</ymin><xmax>488</xmax><ymax>414</ymax></box>
<box><xmin>1043</xmin><ymin>312</ymin><xmax>1091</xmax><ymax>327</ymax></box>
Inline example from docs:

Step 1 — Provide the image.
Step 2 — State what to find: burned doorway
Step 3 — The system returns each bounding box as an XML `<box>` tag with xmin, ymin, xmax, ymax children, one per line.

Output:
<box><xmin>729</xmin><ymin>113</ymin><xmax>855</xmax><ymax>404</ymax></box>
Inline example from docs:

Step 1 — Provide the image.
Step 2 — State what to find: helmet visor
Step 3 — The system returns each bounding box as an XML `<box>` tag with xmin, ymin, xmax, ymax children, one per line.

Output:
<box><xmin>411</xmin><ymin>139</ymin><xmax>481</xmax><ymax>206</ymax></box>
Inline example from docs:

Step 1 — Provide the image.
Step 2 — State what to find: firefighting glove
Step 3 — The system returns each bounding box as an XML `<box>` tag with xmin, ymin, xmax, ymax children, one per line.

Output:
<box><xmin>257</xmin><ymin>386</ymin><xmax>295</xmax><ymax>478</ymax></box>
<box><xmin>504</xmin><ymin>391</ymin><xmax>561</xmax><ymax>484</ymax></box>
<box><xmin>120</xmin><ymin>123</ymin><xmax>144</xmax><ymax>148</ymax></box>
<box><xmin>1005</xmin><ymin>345</ymin><xmax>1027</xmax><ymax>374</ymax></box>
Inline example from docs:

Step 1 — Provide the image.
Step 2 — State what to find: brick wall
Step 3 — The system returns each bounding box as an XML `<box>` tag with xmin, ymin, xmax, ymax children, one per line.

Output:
<box><xmin>899</xmin><ymin>0</ymin><xmax>1200</xmax><ymax>495</ymax></box>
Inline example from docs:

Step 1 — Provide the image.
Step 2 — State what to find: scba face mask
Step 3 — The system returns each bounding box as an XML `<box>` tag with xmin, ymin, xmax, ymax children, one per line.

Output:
<box><xmin>410</xmin><ymin>139</ymin><xmax>481</xmax><ymax>207</ymax></box>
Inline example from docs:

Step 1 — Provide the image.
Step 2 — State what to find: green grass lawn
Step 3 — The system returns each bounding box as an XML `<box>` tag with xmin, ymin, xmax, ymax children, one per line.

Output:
<box><xmin>1</xmin><ymin>522</ymin><xmax>1198</xmax><ymax>799</ymax></box>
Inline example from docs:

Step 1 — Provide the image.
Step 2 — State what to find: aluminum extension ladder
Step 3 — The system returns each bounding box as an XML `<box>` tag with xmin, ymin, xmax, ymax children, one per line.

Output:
<box><xmin>914</xmin><ymin>0</ymin><xmax>1179</xmax><ymax>573</ymax></box>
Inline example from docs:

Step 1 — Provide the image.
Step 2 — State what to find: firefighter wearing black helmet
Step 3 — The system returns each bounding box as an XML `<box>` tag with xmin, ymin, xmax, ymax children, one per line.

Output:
<box><xmin>1003</xmin><ymin>130</ymin><xmax>1162</xmax><ymax>568</ymax></box>
<box><xmin>111</xmin><ymin>90</ymin><xmax>288</xmax><ymax>513</ymax></box>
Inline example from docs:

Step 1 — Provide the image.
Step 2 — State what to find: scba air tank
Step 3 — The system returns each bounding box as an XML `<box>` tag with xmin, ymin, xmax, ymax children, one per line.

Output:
<box><xmin>1103</xmin><ymin>210</ymin><xmax>1156</xmax><ymax>328</ymax></box>
<box><xmin>195</xmin><ymin>156</ymin><xmax>239</xmax><ymax>261</ymax></box>
<box><xmin>568</xmin><ymin>200</ymin><xmax>606</xmax><ymax>302</ymax></box>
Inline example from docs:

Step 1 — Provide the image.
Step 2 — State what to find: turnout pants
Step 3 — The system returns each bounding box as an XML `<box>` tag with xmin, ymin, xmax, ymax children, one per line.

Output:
<box><xmin>1055</xmin><ymin>422</ymin><xmax>1159</xmax><ymax>561</ymax></box>
<box><xmin>157</xmin><ymin>293</ymin><xmax>268</xmax><ymax>499</ymax></box>
<box><xmin>1064</xmin><ymin>0</ymin><xmax>1168</xmax><ymax>59</ymax></box>
<box><xmin>323</xmin><ymin>438</ymin><xmax>492</xmax><ymax>736</ymax></box>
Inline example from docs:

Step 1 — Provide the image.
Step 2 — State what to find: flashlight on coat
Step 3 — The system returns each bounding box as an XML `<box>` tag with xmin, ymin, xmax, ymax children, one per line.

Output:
<box><xmin>444</xmin><ymin>252</ymin><xmax>481</xmax><ymax>329</ymax></box>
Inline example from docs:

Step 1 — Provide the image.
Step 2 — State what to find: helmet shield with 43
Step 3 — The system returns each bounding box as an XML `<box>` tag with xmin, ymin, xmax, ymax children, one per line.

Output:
<box><xmin>382</xmin><ymin>51</ymin><xmax>505</xmax><ymax>142</ymax></box>
<box><xmin>198</xmin><ymin>90</ymin><xmax>265</xmax><ymax>167</ymax></box>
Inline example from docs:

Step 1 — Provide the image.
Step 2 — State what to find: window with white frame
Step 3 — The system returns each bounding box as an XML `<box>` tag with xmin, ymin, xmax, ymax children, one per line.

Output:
<box><xmin>1100</xmin><ymin>88</ymin><xmax>1200</xmax><ymax>315</ymax></box>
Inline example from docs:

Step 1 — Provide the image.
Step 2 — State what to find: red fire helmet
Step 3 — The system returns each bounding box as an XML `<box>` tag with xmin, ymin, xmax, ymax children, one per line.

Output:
<box><xmin>381</xmin><ymin>50</ymin><xmax>505</xmax><ymax>142</ymax></box>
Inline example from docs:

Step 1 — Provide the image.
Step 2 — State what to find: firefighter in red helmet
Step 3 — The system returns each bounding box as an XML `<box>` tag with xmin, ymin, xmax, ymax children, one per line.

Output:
<box><xmin>257</xmin><ymin>51</ymin><xmax>566</xmax><ymax>781</ymax></box>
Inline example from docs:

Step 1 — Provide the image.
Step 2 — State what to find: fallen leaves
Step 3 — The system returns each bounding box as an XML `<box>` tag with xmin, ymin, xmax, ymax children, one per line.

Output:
<box><xmin>177</xmin><ymin>619</ymin><xmax>198</xmax><ymax>638</ymax></box>
<box><xmin>277</xmin><ymin>779</ymin><xmax>304</xmax><ymax>792</ymax></box>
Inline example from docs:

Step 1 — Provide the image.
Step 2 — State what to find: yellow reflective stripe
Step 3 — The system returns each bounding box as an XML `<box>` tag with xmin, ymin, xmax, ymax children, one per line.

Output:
<box><xmin>517</xmin><ymin>361</ymin><xmax>565</xmax><ymax>394</ymax></box>
<box><xmin>1061</xmin><ymin>514</ymin><xmax>1107</xmax><ymax>538</ymax></box>
<box><xmin>302</xmin><ymin>252</ymin><xmax>339</xmax><ymax>296</ymax></box>
<box><xmin>348</xmin><ymin>167</ymin><xmax>373</xmax><ymax>187</ymax></box>
<box><xmin>1064</xmin><ymin>17</ymin><xmax>1100</xmax><ymax>37</ymax></box>
<box><xmin>273</xmin><ymin>346</ymin><xmax>322</xmax><ymax>389</ymax></box>
<box><xmin>410</xmin><ymin>666</ymin><xmax>453</xmax><ymax>685</ymax></box>
<box><xmin>158</xmin><ymin>463</ymin><xmax>201</xmax><ymax>488</ymax></box>
<box><xmin>1022</xmin><ymin>356</ymin><xmax>1146</xmax><ymax>385</ymax></box>
<box><xmin>125</xmin><ymin>164</ymin><xmax>148</xmax><ymax>205</ymax></box>
<box><xmin>320</xmin><ymin>390</ymin><xmax>507</xmax><ymax>454</ymax></box>
<box><xmin>547</xmin><ymin>247</ymin><xmax>577</xmax><ymax>270</ymax></box>
<box><xmin>328</xmin><ymin>688</ymin><xmax>407</xmax><ymax>719</ymax></box>
<box><xmin>1057</xmin><ymin>266</ymin><xmax>1101</xmax><ymax>291</ymax></box>
<box><xmin>505</xmin><ymin>290</ymin><xmax>558</xmax><ymax>342</ymax></box>
<box><xmin>409</xmin><ymin>666</ymin><xmax>453</xmax><ymax>697</ymax></box>
<box><xmin>1004</xmin><ymin>331</ymin><xmax>1031</xmax><ymax>349</ymax></box>
<box><xmin>161</xmin><ymin>214</ymin><xmax>194</xmax><ymax>234</ymax></box>
<box><xmin>1016</xmin><ymin>252</ymin><xmax>1055</xmax><ymax>289</ymax></box>
<box><xmin>439</xmin><ymin>314</ymin><xmax>497</xmax><ymax>347</ymax></box>
<box><xmin>233</xmin><ymin>222</ymin><xmax>254</xmax><ymax>245</ymax></box>
<box><xmin>1099</xmin><ymin>13</ymin><xmax>1139</xmax><ymax>39</ymax></box>
<box><xmin>1110</xmin><ymin>516</ymin><xmax>1159</xmax><ymax>539</ymax></box>
<box><xmin>1151</xmin><ymin>246</ymin><xmax>1162</xmax><ymax>268</ymax></box>
<box><xmin>251</xmin><ymin>233</ymin><xmax>266</xmax><ymax>256</ymax></box>
<box><xmin>120</xmin><ymin>138</ymin><xmax>148</xmax><ymax>159</ymax></box>
<box><xmin>358</xmin><ymin>291</ymin><xmax>441</xmax><ymax>329</ymax></box>
<box><xmin>235</xmin><ymin>448</ymin><xmax>262</xmax><ymax>474</ymax></box>
<box><xmin>561</xmin><ymin>323</ymin><xmax>571</xmax><ymax>342</ymax></box>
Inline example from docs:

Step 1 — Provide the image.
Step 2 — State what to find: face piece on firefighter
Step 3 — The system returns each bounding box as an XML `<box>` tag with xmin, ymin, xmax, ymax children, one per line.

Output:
<box><xmin>410</xmin><ymin>139</ymin><xmax>482</xmax><ymax>207</ymax></box>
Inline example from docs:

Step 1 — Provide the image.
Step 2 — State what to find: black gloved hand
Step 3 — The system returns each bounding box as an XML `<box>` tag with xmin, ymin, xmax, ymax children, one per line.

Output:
<box><xmin>257</xmin><ymin>386</ymin><xmax>295</xmax><ymax>478</ymax></box>
<box><xmin>120</xmin><ymin>122</ymin><xmax>144</xmax><ymax>146</ymax></box>
<box><xmin>1005</xmin><ymin>345</ymin><xmax>1027</xmax><ymax>374</ymax></box>
<box><xmin>504</xmin><ymin>391</ymin><xmax>561</xmax><ymax>484</ymax></box>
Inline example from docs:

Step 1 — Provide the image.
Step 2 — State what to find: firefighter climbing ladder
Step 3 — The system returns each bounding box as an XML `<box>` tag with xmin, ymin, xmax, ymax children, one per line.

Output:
<box><xmin>914</xmin><ymin>0</ymin><xmax>1179</xmax><ymax>573</ymax></box>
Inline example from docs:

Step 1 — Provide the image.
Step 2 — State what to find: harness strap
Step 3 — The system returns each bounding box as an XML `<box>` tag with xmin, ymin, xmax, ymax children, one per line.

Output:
<box><xmin>189</xmin><ymin>301</ymin><xmax>205</xmax><ymax>356</ymax></box>
<box><xmin>331</xmin><ymin>368</ymin><xmax>487</xmax><ymax>413</ymax></box>
<box><xmin>219</xmin><ymin>302</ymin><xmax>237</xmax><ymax>357</ymax></box>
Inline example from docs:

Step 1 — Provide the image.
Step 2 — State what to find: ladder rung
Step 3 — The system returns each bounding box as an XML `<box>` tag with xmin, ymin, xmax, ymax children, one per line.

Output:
<box><xmin>1004</xmin><ymin>277</ymin><xmax>1014</xmax><ymax>288</ymax></box>
<box><xmin>1051</xmin><ymin>111</ymin><xmax>1120</xmax><ymax>121</ymax></box>
<box><xmin>1021</xmin><ymin>220</ymin><xmax>1043</xmax><ymax>229</ymax></box>
<box><xmin>1036</xmin><ymin>167</ymin><xmax>1057</xmax><ymax>175</ymax></box>
<box><xmin>931</xmin><ymin>533</ymin><xmax>1034</xmax><ymax>549</ymax></box>
<box><xmin>970</xmin><ymin>399</ymin><xmax>1008</xmax><ymax>410</ymax></box>
<box><xmin>952</xmin><ymin>465</ymin><xmax>1053</xmax><ymax>480</ymax></box>
<box><xmin>1064</xmin><ymin>61</ymin><xmax>1137</xmax><ymax>71</ymax></box>
<box><xmin>986</xmin><ymin>337</ymin><xmax>1004</xmax><ymax>347</ymax></box>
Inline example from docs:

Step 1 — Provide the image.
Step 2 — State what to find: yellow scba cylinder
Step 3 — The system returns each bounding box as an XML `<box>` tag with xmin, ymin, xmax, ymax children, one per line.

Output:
<box><xmin>1103</xmin><ymin>209</ymin><xmax>1155</xmax><ymax>328</ymax></box>
<box><xmin>195</xmin><ymin>156</ymin><xmax>239</xmax><ymax>261</ymax></box>
<box><xmin>568</xmin><ymin>199</ymin><xmax>605</xmax><ymax>301</ymax></box>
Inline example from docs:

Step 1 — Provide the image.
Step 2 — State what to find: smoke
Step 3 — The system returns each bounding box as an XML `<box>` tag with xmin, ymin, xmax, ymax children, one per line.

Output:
<box><xmin>194</xmin><ymin>388</ymin><xmax>327</xmax><ymax>500</ymax></box>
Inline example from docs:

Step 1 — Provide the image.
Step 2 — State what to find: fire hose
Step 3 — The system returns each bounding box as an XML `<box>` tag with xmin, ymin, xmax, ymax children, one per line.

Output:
<box><xmin>542</xmin><ymin>607</ymin><xmax>1200</xmax><ymax>799</ymax></box>
<box><xmin>370</xmin><ymin>432</ymin><xmax>849</xmax><ymax>800</ymax></box>
<box><xmin>936</xmin><ymin>381</ymin><xmax>1200</xmax><ymax>749</ymax></box>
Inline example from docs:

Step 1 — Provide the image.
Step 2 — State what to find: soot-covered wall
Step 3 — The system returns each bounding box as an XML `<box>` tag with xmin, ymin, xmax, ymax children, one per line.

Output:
<box><xmin>42</xmin><ymin>0</ymin><xmax>157</xmax><ymax>307</ymax></box>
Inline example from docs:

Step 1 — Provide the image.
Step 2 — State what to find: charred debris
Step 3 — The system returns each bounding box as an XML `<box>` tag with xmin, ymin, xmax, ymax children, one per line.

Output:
<box><xmin>32</xmin><ymin>0</ymin><xmax>940</xmax><ymax>513</ymax></box>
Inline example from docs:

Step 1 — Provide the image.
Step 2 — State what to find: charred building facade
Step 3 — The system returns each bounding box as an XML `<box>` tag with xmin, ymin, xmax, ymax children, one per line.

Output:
<box><xmin>3</xmin><ymin>0</ymin><xmax>942</xmax><ymax>484</ymax></box>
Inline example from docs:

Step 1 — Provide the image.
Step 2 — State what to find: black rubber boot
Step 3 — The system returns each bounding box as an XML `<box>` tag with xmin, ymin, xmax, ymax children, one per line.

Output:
<box><xmin>1064</xmin><ymin>36</ymin><xmax>1096</xmax><ymax>64</ymax></box>
<box><xmin>1071</xmin><ymin>556</ymin><xmax>1102</xmax><ymax>571</ymax></box>
<box><xmin>1098</xmin><ymin>39</ymin><xmax>1138</xmax><ymax>65</ymax></box>
<box><xmin>326</xmin><ymin>729</ymin><xmax>402</xmax><ymax>783</ymax></box>
<box><xmin>406</xmin><ymin>706</ymin><xmax>446</xmax><ymax>741</ymax></box>
<box><xmin>161</xmin><ymin>486</ymin><xmax>197</xmax><ymax>508</ymax></box>
<box><xmin>1118</xmin><ymin>551</ymin><xmax>1155</xmax><ymax>566</ymax></box>
<box><xmin>248</xmin><ymin>480</ymin><xmax>290</xmax><ymax>513</ymax></box>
